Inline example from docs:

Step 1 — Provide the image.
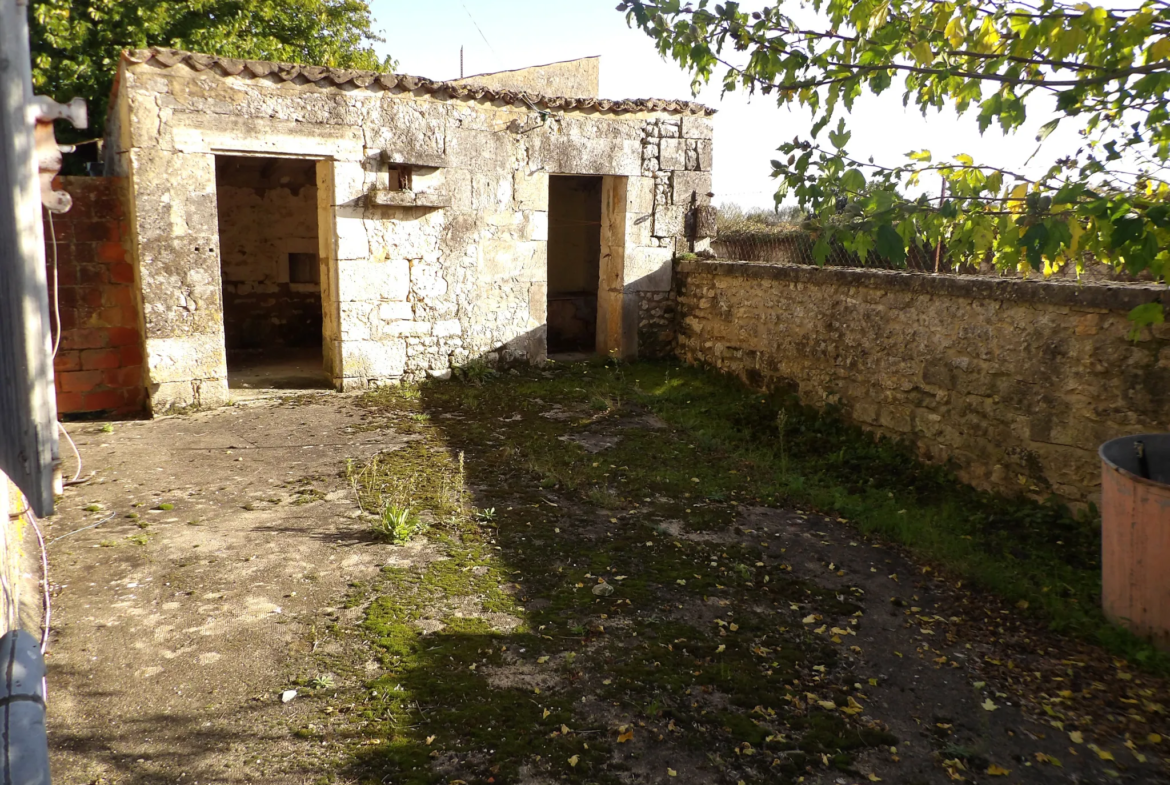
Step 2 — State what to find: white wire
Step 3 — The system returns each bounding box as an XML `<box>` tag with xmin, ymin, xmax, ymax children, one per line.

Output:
<box><xmin>58</xmin><ymin>422</ymin><xmax>82</xmax><ymax>485</ymax></box>
<box><xmin>46</xmin><ymin>208</ymin><xmax>60</xmax><ymax>360</ymax></box>
<box><xmin>22</xmin><ymin>511</ymin><xmax>51</xmax><ymax>655</ymax></box>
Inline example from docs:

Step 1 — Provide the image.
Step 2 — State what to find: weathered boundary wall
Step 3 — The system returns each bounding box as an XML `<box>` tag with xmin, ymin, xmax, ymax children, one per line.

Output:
<box><xmin>44</xmin><ymin>176</ymin><xmax>145</xmax><ymax>417</ymax></box>
<box><xmin>675</xmin><ymin>260</ymin><xmax>1170</xmax><ymax>503</ymax></box>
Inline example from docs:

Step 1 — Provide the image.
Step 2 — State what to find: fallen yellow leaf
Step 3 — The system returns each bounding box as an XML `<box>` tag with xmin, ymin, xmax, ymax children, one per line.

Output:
<box><xmin>986</xmin><ymin>763</ymin><xmax>1011</xmax><ymax>776</ymax></box>
<box><xmin>1089</xmin><ymin>744</ymin><xmax>1115</xmax><ymax>761</ymax></box>
<box><xmin>982</xmin><ymin>698</ymin><xmax>999</xmax><ymax>711</ymax></box>
<box><xmin>425</xmin><ymin>735</ymin><xmax>435</xmax><ymax>746</ymax></box>
<box><xmin>1069</xmin><ymin>731</ymin><xmax>1084</xmax><ymax>744</ymax></box>
<box><xmin>568</xmin><ymin>755</ymin><xmax>579</xmax><ymax>767</ymax></box>
<box><xmin>868</xmin><ymin>775</ymin><xmax>881</xmax><ymax>782</ymax></box>
<box><xmin>617</xmin><ymin>729</ymin><xmax>634</xmax><ymax>743</ymax></box>
<box><xmin>667</xmin><ymin>768</ymin><xmax>678</xmax><ymax>777</ymax></box>
<box><xmin>716</xmin><ymin>644</ymin><xmax>726</xmax><ymax>653</ymax></box>
<box><xmin>543</xmin><ymin>709</ymin><xmax>551</xmax><ymax>719</ymax></box>
<box><xmin>1149</xmin><ymin>733</ymin><xmax>1163</xmax><ymax>744</ymax></box>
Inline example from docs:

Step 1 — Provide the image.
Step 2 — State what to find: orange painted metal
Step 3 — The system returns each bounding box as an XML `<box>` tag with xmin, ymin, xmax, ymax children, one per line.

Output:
<box><xmin>1101</xmin><ymin>434</ymin><xmax>1170</xmax><ymax>650</ymax></box>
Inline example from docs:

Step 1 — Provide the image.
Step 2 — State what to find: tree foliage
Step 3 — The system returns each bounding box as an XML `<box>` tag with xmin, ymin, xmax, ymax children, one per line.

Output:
<box><xmin>29</xmin><ymin>0</ymin><xmax>393</xmax><ymax>138</ymax></box>
<box><xmin>621</xmin><ymin>0</ymin><xmax>1170</xmax><ymax>326</ymax></box>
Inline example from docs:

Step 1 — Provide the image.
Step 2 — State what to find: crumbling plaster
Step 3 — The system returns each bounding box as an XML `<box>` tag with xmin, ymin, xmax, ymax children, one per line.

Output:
<box><xmin>107</xmin><ymin>53</ymin><xmax>713</xmax><ymax>412</ymax></box>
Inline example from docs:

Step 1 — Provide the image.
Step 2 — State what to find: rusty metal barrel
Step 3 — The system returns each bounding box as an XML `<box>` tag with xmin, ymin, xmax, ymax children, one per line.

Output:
<box><xmin>1101</xmin><ymin>434</ymin><xmax>1170</xmax><ymax>649</ymax></box>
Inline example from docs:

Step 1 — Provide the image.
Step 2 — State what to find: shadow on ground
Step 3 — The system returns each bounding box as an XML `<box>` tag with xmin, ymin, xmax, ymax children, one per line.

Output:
<box><xmin>328</xmin><ymin>360</ymin><xmax>1170</xmax><ymax>785</ymax></box>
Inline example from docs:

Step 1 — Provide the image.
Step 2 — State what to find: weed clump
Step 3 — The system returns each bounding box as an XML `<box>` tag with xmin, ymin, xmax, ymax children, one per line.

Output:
<box><xmin>372</xmin><ymin>505</ymin><xmax>427</xmax><ymax>544</ymax></box>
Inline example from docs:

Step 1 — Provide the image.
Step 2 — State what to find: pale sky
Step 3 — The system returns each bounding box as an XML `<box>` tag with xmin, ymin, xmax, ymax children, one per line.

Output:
<box><xmin>367</xmin><ymin>0</ymin><xmax>1084</xmax><ymax>210</ymax></box>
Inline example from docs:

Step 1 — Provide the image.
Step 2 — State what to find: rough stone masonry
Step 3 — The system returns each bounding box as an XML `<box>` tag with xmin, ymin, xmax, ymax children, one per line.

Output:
<box><xmin>104</xmin><ymin>49</ymin><xmax>715</xmax><ymax>413</ymax></box>
<box><xmin>675</xmin><ymin>260</ymin><xmax>1170</xmax><ymax>504</ymax></box>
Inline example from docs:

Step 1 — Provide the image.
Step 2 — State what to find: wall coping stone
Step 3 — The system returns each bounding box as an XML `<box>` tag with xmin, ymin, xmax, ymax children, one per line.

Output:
<box><xmin>676</xmin><ymin>259</ymin><xmax>1168</xmax><ymax>312</ymax></box>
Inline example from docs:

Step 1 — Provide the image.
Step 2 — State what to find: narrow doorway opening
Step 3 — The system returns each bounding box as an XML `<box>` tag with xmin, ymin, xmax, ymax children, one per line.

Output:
<box><xmin>547</xmin><ymin>175</ymin><xmax>603</xmax><ymax>356</ymax></box>
<box><xmin>214</xmin><ymin>156</ymin><xmax>330</xmax><ymax>394</ymax></box>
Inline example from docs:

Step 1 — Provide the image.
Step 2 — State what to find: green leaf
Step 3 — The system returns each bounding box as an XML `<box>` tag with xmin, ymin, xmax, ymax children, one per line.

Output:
<box><xmin>875</xmin><ymin>223</ymin><xmax>906</xmax><ymax>266</ymax></box>
<box><xmin>828</xmin><ymin>118</ymin><xmax>852</xmax><ymax>150</ymax></box>
<box><xmin>812</xmin><ymin>236</ymin><xmax>832</xmax><ymax>265</ymax></box>
<box><xmin>841</xmin><ymin>168</ymin><xmax>867</xmax><ymax>194</ymax></box>
<box><xmin>1127</xmin><ymin>302</ymin><xmax>1165</xmax><ymax>341</ymax></box>
<box><xmin>1036</xmin><ymin>119</ymin><xmax>1061</xmax><ymax>142</ymax></box>
<box><xmin>1021</xmin><ymin>222</ymin><xmax>1049</xmax><ymax>270</ymax></box>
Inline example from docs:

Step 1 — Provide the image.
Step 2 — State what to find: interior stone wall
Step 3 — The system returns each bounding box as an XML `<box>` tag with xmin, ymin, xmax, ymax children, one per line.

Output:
<box><xmin>675</xmin><ymin>260</ymin><xmax>1170</xmax><ymax>504</ymax></box>
<box><xmin>106</xmin><ymin>53</ymin><xmax>713</xmax><ymax>411</ymax></box>
<box><xmin>215</xmin><ymin>180</ymin><xmax>322</xmax><ymax>352</ymax></box>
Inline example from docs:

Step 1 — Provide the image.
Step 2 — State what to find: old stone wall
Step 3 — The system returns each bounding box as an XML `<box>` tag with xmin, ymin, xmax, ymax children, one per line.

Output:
<box><xmin>215</xmin><ymin>182</ymin><xmax>322</xmax><ymax>351</ymax></box>
<box><xmin>44</xmin><ymin>176</ymin><xmax>145</xmax><ymax>417</ymax></box>
<box><xmin>106</xmin><ymin>51</ymin><xmax>713</xmax><ymax>410</ymax></box>
<box><xmin>454</xmin><ymin>57</ymin><xmax>600</xmax><ymax>99</ymax></box>
<box><xmin>675</xmin><ymin>260</ymin><xmax>1170</xmax><ymax>503</ymax></box>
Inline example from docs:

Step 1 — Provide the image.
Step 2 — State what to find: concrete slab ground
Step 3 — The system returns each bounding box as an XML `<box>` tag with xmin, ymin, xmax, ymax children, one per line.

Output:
<box><xmin>44</xmin><ymin>393</ymin><xmax>406</xmax><ymax>784</ymax></box>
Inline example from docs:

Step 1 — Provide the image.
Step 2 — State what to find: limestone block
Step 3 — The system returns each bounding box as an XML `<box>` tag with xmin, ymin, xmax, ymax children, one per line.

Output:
<box><xmin>529</xmin><ymin>135</ymin><xmax>642</xmax><ymax>176</ymax></box>
<box><xmin>130</xmin><ymin>149</ymin><xmax>217</xmax><ymax>238</ymax></box>
<box><xmin>378</xmin><ymin>301</ymin><xmax>414</xmax><ymax>321</ymax></box>
<box><xmin>558</xmin><ymin>114</ymin><xmax>643</xmax><ymax>141</ymax></box>
<box><xmin>335</xmin><ymin>216</ymin><xmax>370</xmax><ymax>261</ymax></box>
<box><xmin>380</xmin><ymin>320</ymin><xmax>432</xmax><ymax>337</ymax></box>
<box><xmin>366</xmin><ymin>96</ymin><xmax>447</xmax><ymax>166</ymax></box>
<box><xmin>681</xmin><ymin>116</ymin><xmax>715</xmax><ymax>140</ymax></box>
<box><xmin>697</xmin><ymin>140</ymin><xmax>714</xmax><ymax>171</ymax></box>
<box><xmin>515</xmin><ymin>170</ymin><xmax>550</xmax><ymax>210</ymax></box>
<box><xmin>330</xmin><ymin>161</ymin><xmax>368</xmax><ymax>206</ymax></box>
<box><xmin>481</xmin><ymin>240</ymin><xmax>546</xmax><ymax>281</ymax></box>
<box><xmin>625</xmin><ymin>247</ymin><xmax>673</xmax><ymax>292</ymax></box>
<box><xmin>337</xmin><ymin>258</ymin><xmax>409</xmax><ymax>303</ymax></box>
<box><xmin>522</xmin><ymin>211</ymin><xmax>549</xmax><ymax>242</ymax></box>
<box><xmin>169</xmin><ymin>112</ymin><xmax>364</xmax><ymax>160</ymax></box>
<box><xmin>652</xmin><ymin>205</ymin><xmax>686</xmax><ymax>238</ymax></box>
<box><xmin>342</xmin><ymin>339</ymin><xmax>407</xmax><ymax>379</ymax></box>
<box><xmin>145</xmin><ymin>335</ymin><xmax>227</xmax><ymax>385</ymax></box>
<box><xmin>471</xmin><ymin>172</ymin><xmax>516</xmax><ymax>212</ymax></box>
<box><xmin>448</xmin><ymin>127</ymin><xmax>519</xmax><ymax>173</ymax></box>
<box><xmin>411</xmin><ymin>262</ymin><xmax>450</xmax><ymax>299</ymax></box>
<box><xmin>434</xmin><ymin>320</ymin><xmax>463</xmax><ymax>338</ymax></box>
<box><xmin>672</xmin><ymin>171</ymin><xmax>713</xmax><ymax>206</ymax></box>
<box><xmin>628</xmin><ymin>176</ymin><xmax>657</xmax><ymax>215</ymax></box>
<box><xmin>659</xmin><ymin>138</ymin><xmax>687</xmax><ymax>171</ymax></box>
<box><xmin>528</xmin><ymin>282</ymin><xmax>548</xmax><ymax>327</ymax></box>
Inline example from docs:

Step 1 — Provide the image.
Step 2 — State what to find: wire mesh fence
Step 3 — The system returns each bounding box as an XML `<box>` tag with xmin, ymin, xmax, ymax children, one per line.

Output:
<box><xmin>708</xmin><ymin>229</ymin><xmax>1143</xmax><ymax>283</ymax></box>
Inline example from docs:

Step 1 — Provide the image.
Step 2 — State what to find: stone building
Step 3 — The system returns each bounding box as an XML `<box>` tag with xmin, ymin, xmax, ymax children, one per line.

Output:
<box><xmin>103</xmin><ymin>49</ymin><xmax>715</xmax><ymax>413</ymax></box>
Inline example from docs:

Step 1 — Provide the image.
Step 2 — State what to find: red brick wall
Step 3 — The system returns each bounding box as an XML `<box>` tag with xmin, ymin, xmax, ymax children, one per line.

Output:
<box><xmin>45</xmin><ymin>177</ymin><xmax>145</xmax><ymax>417</ymax></box>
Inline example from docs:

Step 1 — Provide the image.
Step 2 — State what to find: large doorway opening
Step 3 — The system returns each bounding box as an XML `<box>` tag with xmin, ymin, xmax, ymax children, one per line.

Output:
<box><xmin>214</xmin><ymin>156</ymin><xmax>330</xmax><ymax>394</ymax></box>
<box><xmin>547</xmin><ymin>175</ymin><xmax>603</xmax><ymax>355</ymax></box>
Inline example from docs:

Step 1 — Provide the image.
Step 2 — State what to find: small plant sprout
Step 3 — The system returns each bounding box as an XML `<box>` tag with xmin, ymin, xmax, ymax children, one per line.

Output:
<box><xmin>308</xmin><ymin>674</ymin><xmax>335</xmax><ymax>690</ymax></box>
<box><xmin>373</xmin><ymin>504</ymin><xmax>427</xmax><ymax>544</ymax></box>
<box><xmin>99</xmin><ymin>423</ymin><xmax>114</xmax><ymax>434</ymax></box>
<box><xmin>474</xmin><ymin>507</ymin><xmax>497</xmax><ymax>523</ymax></box>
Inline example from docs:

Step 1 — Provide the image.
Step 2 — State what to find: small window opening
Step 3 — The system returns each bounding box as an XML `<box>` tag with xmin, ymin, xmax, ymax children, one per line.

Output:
<box><xmin>390</xmin><ymin>165</ymin><xmax>413</xmax><ymax>192</ymax></box>
<box><xmin>289</xmin><ymin>252</ymin><xmax>320</xmax><ymax>284</ymax></box>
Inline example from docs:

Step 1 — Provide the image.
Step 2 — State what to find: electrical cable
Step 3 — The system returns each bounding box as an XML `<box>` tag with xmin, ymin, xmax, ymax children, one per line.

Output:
<box><xmin>45</xmin><ymin>514</ymin><xmax>114</xmax><ymax>546</ymax></box>
<box><xmin>57</xmin><ymin>423</ymin><xmax>89</xmax><ymax>486</ymax></box>
<box><xmin>460</xmin><ymin>2</ymin><xmax>548</xmax><ymax>119</ymax></box>
<box><xmin>46</xmin><ymin>208</ymin><xmax>60</xmax><ymax>360</ymax></box>
<box><xmin>21</xmin><ymin>511</ymin><xmax>50</xmax><ymax>655</ymax></box>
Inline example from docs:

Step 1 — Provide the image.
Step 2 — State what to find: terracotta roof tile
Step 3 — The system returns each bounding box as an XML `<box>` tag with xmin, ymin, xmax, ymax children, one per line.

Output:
<box><xmin>122</xmin><ymin>48</ymin><xmax>716</xmax><ymax>117</ymax></box>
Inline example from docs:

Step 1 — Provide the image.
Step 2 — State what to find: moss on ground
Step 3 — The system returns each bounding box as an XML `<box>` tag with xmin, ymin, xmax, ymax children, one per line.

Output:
<box><xmin>336</xmin><ymin>359</ymin><xmax>1152</xmax><ymax>784</ymax></box>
